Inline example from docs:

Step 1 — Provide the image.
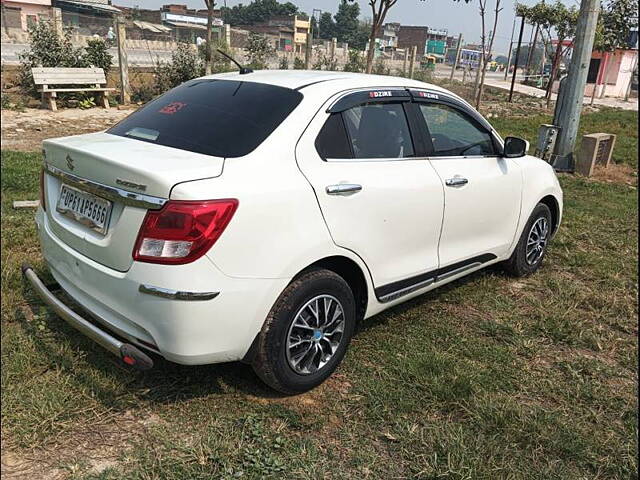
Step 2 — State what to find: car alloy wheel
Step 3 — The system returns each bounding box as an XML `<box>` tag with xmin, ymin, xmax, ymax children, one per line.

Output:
<box><xmin>525</xmin><ymin>216</ymin><xmax>549</xmax><ymax>266</ymax></box>
<box><xmin>285</xmin><ymin>294</ymin><xmax>345</xmax><ymax>375</ymax></box>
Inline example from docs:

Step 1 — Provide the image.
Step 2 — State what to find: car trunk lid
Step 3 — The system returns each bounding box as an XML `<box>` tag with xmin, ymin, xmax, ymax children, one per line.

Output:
<box><xmin>42</xmin><ymin>132</ymin><xmax>225</xmax><ymax>272</ymax></box>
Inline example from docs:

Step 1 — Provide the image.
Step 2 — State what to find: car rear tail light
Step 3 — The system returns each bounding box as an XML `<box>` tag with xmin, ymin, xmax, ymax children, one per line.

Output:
<box><xmin>133</xmin><ymin>199</ymin><xmax>238</xmax><ymax>265</ymax></box>
<box><xmin>39</xmin><ymin>167</ymin><xmax>46</xmax><ymax>211</ymax></box>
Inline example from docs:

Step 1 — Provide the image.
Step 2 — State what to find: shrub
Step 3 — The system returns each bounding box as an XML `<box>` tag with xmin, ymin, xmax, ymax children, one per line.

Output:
<box><xmin>293</xmin><ymin>57</ymin><xmax>305</xmax><ymax>70</ymax></box>
<box><xmin>83</xmin><ymin>38</ymin><xmax>113</xmax><ymax>74</ymax></box>
<box><xmin>279</xmin><ymin>56</ymin><xmax>289</xmax><ymax>70</ymax></box>
<box><xmin>154</xmin><ymin>43</ymin><xmax>204</xmax><ymax>93</ymax></box>
<box><xmin>372</xmin><ymin>58</ymin><xmax>390</xmax><ymax>75</ymax></box>
<box><xmin>197</xmin><ymin>40</ymin><xmax>235</xmax><ymax>73</ymax></box>
<box><xmin>18</xmin><ymin>20</ymin><xmax>86</xmax><ymax>96</ymax></box>
<box><xmin>412</xmin><ymin>69</ymin><xmax>434</xmax><ymax>83</ymax></box>
<box><xmin>245</xmin><ymin>33</ymin><xmax>275</xmax><ymax>70</ymax></box>
<box><xmin>343</xmin><ymin>50</ymin><xmax>365</xmax><ymax>73</ymax></box>
<box><xmin>312</xmin><ymin>53</ymin><xmax>337</xmax><ymax>71</ymax></box>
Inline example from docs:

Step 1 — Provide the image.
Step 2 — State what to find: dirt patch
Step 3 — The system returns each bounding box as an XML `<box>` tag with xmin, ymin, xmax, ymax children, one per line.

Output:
<box><xmin>1</xmin><ymin>409</ymin><xmax>161</xmax><ymax>479</ymax></box>
<box><xmin>1</xmin><ymin>107</ymin><xmax>134</xmax><ymax>152</ymax></box>
<box><xmin>590</xmin><ymin>163</ymin><xmax>638</xmax><ymax>187</ymax></box>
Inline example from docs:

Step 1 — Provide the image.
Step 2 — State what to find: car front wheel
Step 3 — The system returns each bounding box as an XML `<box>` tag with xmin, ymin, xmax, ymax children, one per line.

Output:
<box><xmin>503</xmin><ymin>202</ymin><xmax>553</xmax><ymax>277</ymax></box>
<box><xmin>252</xmin><ymin>268</ymin><xmax>356</xmax><ymax>394</ymax></box>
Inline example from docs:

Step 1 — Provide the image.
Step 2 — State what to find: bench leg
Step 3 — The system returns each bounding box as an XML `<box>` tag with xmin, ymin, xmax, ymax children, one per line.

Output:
<box><xmin>48</xmin><ymin>92</ymin><xmax>57</xmax><ymax>112</ymax></box>
<box><xmin>100</xmin><ymin>92</ymin><xmax>110</xmax><ymax>109</ymax></box>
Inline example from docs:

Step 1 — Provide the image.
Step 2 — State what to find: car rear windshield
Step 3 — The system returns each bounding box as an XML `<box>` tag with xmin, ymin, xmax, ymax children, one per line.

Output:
<box><xmin>107</xmin><ymin>79</ymin><xmax>303</xmax><ymax>158</ymax></box>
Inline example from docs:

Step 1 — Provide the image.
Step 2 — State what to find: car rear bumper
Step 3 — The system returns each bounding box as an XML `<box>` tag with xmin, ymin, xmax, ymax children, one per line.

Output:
<box><xmin>34</xmin><ymin>207</ymin><xmax>289</xmax><ymax>366</ymax></box>
<box><xmin>22</xmin><ymin>264</ymin><xmax>154</xmax><ymax>370</ymax></box>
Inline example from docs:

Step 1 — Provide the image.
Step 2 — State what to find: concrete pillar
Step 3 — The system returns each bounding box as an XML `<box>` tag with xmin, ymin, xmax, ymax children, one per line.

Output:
<box><xmin>116</xmin><ymin>17</ymin><xmax>130</xmax><ymax>105</ymax></box>
<box><xmin>52</xmin><ymin>7</ymin><xmax>63</xmax><ymax>37</ymax></box>
<box><xmin>409</xmin><ymin>46</ymin><xmax>417</xmax><ymax>79</ymax></box>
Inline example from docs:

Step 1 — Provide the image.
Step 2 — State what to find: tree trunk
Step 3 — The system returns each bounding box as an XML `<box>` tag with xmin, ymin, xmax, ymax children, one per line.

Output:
<box><xmin>475</xmin><ymin>0</ymin><xmax>500</xmax><ymax>110</ymax></box>
<box><xmin>545</xmin><ymin>41</ymin><xmax>563</xmax><ymax>107</ymax></box>
<box><xmin>525</xmin><ymin>23</ymin><xmax>540</xmax><ymax>82</ymax></box>
<box><xmin>600</xmin><ymin>52</ymin><xmax>611</xmax><ymax>98</ymax></box>
<box><xmin>366</xmin><ymin>25</ymin><xmax>377</xmax><ymax>74</ymax></box>
<box><xmin>205</xmin><ymin>1</ymin><xmax>215</xmax><ymax>75</ymax></box>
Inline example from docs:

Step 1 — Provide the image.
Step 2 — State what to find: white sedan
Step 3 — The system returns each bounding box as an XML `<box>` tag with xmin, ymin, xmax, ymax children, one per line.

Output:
<box><xmin>24</xmin><ymin>70</ymin><xmax>563</xmax><ymax>393</ymax></box>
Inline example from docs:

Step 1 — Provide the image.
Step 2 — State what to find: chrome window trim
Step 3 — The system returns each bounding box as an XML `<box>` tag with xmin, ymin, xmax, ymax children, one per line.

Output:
<box><xmin>44</xmin><ymin>163</ymin><xmax>167</xmax><ymax>210</ymax></box>
<box><xmin>139</xmin><ymin>284</ymin><xmax>220</xmax><ymax>301</ymax></box>
<box><xmin>324</xmin><ymin>155</ymin><xmax>423</xmax><ymax>163</ymax></box>
<box><xmin>427</xmin><ymin>154</ymin><xmax>502</xmax><ymax>161</ymax></box>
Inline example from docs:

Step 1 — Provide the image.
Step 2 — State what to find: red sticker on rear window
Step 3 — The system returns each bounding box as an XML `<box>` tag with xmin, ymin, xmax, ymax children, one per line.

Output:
<box><xmin>159</xmin><ymin>102</ymin><xmax>186</xmax><ymax>114</ymax></box>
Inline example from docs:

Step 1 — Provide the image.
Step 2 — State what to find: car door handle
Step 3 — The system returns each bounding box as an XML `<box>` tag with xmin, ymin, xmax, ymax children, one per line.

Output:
<box><xmin>326</xmin><ymin>184</ymin><xmax>363</xmax><ymax>195</ymax></box>
<box><xmin>445</xmin><ymin>176</ymin><xmax>469</xmax><ymax>187</ymax></box>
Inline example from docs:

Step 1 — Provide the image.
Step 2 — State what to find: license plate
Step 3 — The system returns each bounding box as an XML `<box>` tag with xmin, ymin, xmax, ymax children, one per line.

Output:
<box><xmin>56</xmin><ymin>184</ymin><xmax>113</xmax><ymax>235</ymax></box>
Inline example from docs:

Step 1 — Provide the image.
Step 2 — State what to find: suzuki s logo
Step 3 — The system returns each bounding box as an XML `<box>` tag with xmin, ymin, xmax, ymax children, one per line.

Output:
<box><xmin>66</xmin><ymin>154</ymin><xmax>75</xmax><ymax>171</ymax></box>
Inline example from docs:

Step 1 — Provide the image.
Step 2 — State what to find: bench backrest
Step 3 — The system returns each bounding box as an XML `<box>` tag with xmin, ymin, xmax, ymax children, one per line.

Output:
<box><xmin>31</xmin><ymin>67</ymin><xmax>107</xmax><ymax>86</ymax></box>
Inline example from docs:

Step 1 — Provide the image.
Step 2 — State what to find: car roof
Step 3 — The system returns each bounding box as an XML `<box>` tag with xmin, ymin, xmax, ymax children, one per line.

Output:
<box><xmin>204</xmin><ymin>69</ymin><xmax>463</xmax><ymax>102</ymax></box>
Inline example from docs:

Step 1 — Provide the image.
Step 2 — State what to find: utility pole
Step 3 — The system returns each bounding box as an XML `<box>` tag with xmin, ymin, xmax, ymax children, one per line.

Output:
<box><xmin>504</xmin><ymin>15</ymin><xmax>516</xmax><ymax>81</ymax></box>
<box><xmin>552</xmin><ymin>0</ymin><xmax>600</xmax><ymax>171</ymax></box>
<box><xmin>509</xmin><ymin>15</ymin><xmax>526</xmax><ymax>102</ymax></box>
<box><xmin>450</xmin><ymin>33</ymin><xmax>463</xmax><ymax>81</ymax></box>
<box><xmin>312</xmin><ymin>9</ymin><xmax>322</xmax><ymax>39</ymax></box>
<box><xmin>305</xmin><ymin>14</ymin><xmax>313</xmax><ymax>69</ymax></box>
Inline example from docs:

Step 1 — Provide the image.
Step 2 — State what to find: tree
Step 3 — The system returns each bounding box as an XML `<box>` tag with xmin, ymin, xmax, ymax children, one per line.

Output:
<box><xmin>334</xmin><ymin>0</ymin><xmax>360</xmax><ymax>45</ymax></box>
<box><xmin>361</xmin><ymin>0</ymin><xmax>398</xmax><ymax>74</ymax></box>
<box><xmin>474</xmin><ymin>0</ymin><xmax>502</xmax><ymax>109</ymax></box>
<box><xmin>245</xmin><ymin>32</ymin><xmax>275</xmax><ymax>69</ymax></box>
<box><xmin>516</xmin><ymin>1</ymin><xmax>578</xmax><ymax>106</ymax></box>
<box><xmin>221</xmin><ymin>0</ymin><xmax>299</xmax><ymax>26</ymax></box>
<box><xmin>597</xmin><ymin>0</ymin><xmax>638</xmax><ymax>52</ymax></box>
<box><xmin>204</xmin><ymin>0</ymin><xmax>215</xmax><ymax>75</ymax></box>
<box><xmin>318</xmin><ymin>11</ymin><xmax>336</xmax><ymax>40</ymax></box>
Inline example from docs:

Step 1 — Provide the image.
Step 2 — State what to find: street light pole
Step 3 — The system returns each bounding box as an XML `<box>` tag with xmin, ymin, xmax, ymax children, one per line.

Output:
<box><xmin>552</xmin><ymin>0</ymin><xmax>600</xmax><ymax>171</ymax></box>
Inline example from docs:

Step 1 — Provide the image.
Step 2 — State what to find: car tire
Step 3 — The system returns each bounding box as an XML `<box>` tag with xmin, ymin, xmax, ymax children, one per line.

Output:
<box><xmin>502</xmin><ymin>203</ymin><xmax>553</xmax><ymax>277</ymax></box>
<box><xmin>252</xmin><ymin>268</ymin><xmax>356</xmax><ymax>395</ymax></box>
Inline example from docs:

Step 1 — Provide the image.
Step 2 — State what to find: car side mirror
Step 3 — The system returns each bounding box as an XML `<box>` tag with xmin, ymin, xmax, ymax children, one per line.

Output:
<box><xmin>503</xmin><ymin>136</ymin><xmax>529</xmax><ymax>158</ymax></box>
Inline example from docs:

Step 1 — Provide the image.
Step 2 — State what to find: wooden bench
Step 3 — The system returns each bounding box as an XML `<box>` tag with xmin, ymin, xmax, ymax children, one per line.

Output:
<box><xmin>32</xmin><ymin>67</ymin><xmax>116</xmax><ymax>112</ymax></box>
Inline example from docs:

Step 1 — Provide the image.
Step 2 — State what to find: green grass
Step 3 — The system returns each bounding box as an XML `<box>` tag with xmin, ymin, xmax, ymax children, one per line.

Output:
<box><xmin>491</xmin><ymin>108</ymin><xmax>639</xmax><ymax>168</ymax></box>
<box><xmin>1</xmin><ymin>108</ymin><xmax>638</xmax><ymax>479</ymax></box>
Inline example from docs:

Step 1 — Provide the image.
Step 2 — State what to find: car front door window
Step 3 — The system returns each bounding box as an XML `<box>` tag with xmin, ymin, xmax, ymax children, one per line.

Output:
<box><xmin>418</xmin><ymin>103</ymin><xmax>495</xmax><ymax>157</ymax></box>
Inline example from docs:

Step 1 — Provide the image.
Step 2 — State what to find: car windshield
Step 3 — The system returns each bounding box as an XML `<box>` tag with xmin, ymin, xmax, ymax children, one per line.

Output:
<box><xmin>107</xmin><ymin>79</ymin><xmax>303</xmax><ymax>158</ymax></box>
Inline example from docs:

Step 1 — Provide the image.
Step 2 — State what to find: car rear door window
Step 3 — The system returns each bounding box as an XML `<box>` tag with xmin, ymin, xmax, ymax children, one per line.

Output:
<box><xmin>107</xmin><ymin>79</ymin><xmax>303</xmax><ymax>158</ymax></box>
<box><xmin>342</xmin><ymin>103</ymin><xmax>414</xmax><ymax>159</ymax></box>
<box><xmin>315</xmin><ymin>113</ymin><xmax>353</xmax><ymax>159</ymax></box>
<box><xmin>418</xmin><ymin>103</ymin><xmax>496</xmax><ymax>157</ymax></box>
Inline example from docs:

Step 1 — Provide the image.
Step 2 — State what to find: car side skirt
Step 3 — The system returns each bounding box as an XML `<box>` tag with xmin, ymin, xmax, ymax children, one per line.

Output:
<box><xmin>375</xmin><ymin>253</ymin><xmax>497</xmax><ymax>303</ymax></box>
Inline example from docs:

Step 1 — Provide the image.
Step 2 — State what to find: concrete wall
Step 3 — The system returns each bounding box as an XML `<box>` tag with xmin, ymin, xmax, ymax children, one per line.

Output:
<box><xmin>2</xmin><ymin>0</ymin><xmax>51</xmax><ymax>33</ymax></box>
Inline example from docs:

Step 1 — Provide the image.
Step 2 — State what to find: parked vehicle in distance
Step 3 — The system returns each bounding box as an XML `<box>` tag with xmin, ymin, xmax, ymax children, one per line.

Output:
<box><xmin>24</xmin><ymin>71</ymin><xmax>563</xmax><ymax>394</ymax></box>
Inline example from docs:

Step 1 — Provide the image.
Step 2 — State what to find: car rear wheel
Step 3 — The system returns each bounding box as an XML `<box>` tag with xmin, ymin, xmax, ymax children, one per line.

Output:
<box><xmin>252</xmin><ymin>268</ymin><xmax>356</xmax><ymax>394</ymax></box>
<box><xmin>502</xmin><ymin>203</ymin><xmax>552</xmax><ymax>277</ymax></box>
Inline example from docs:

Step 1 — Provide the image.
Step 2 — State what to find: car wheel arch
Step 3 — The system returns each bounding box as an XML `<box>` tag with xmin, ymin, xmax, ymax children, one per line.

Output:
<box><xmin>293</xmin><ymin>255</ymin><xmax>370</xmax><ymax>323</ymax></box>
<box><xmin>539</xmin><ymin>194</ymin><xmax>560</xmax><ymax>236</ymax></box>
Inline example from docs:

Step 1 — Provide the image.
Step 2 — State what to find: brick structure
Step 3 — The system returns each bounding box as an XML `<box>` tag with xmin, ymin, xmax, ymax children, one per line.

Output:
<box><xmin>397</xmin><ymin>25</ymin><xmax>449</xmax><ymax>57</ymax></box>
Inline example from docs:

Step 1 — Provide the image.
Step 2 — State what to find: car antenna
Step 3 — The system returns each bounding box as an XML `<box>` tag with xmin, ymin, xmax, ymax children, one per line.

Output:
<box><xmin>216</xmin><ymin>49</ymin><xmax>253</xmax><ymax>75</ymax></box>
